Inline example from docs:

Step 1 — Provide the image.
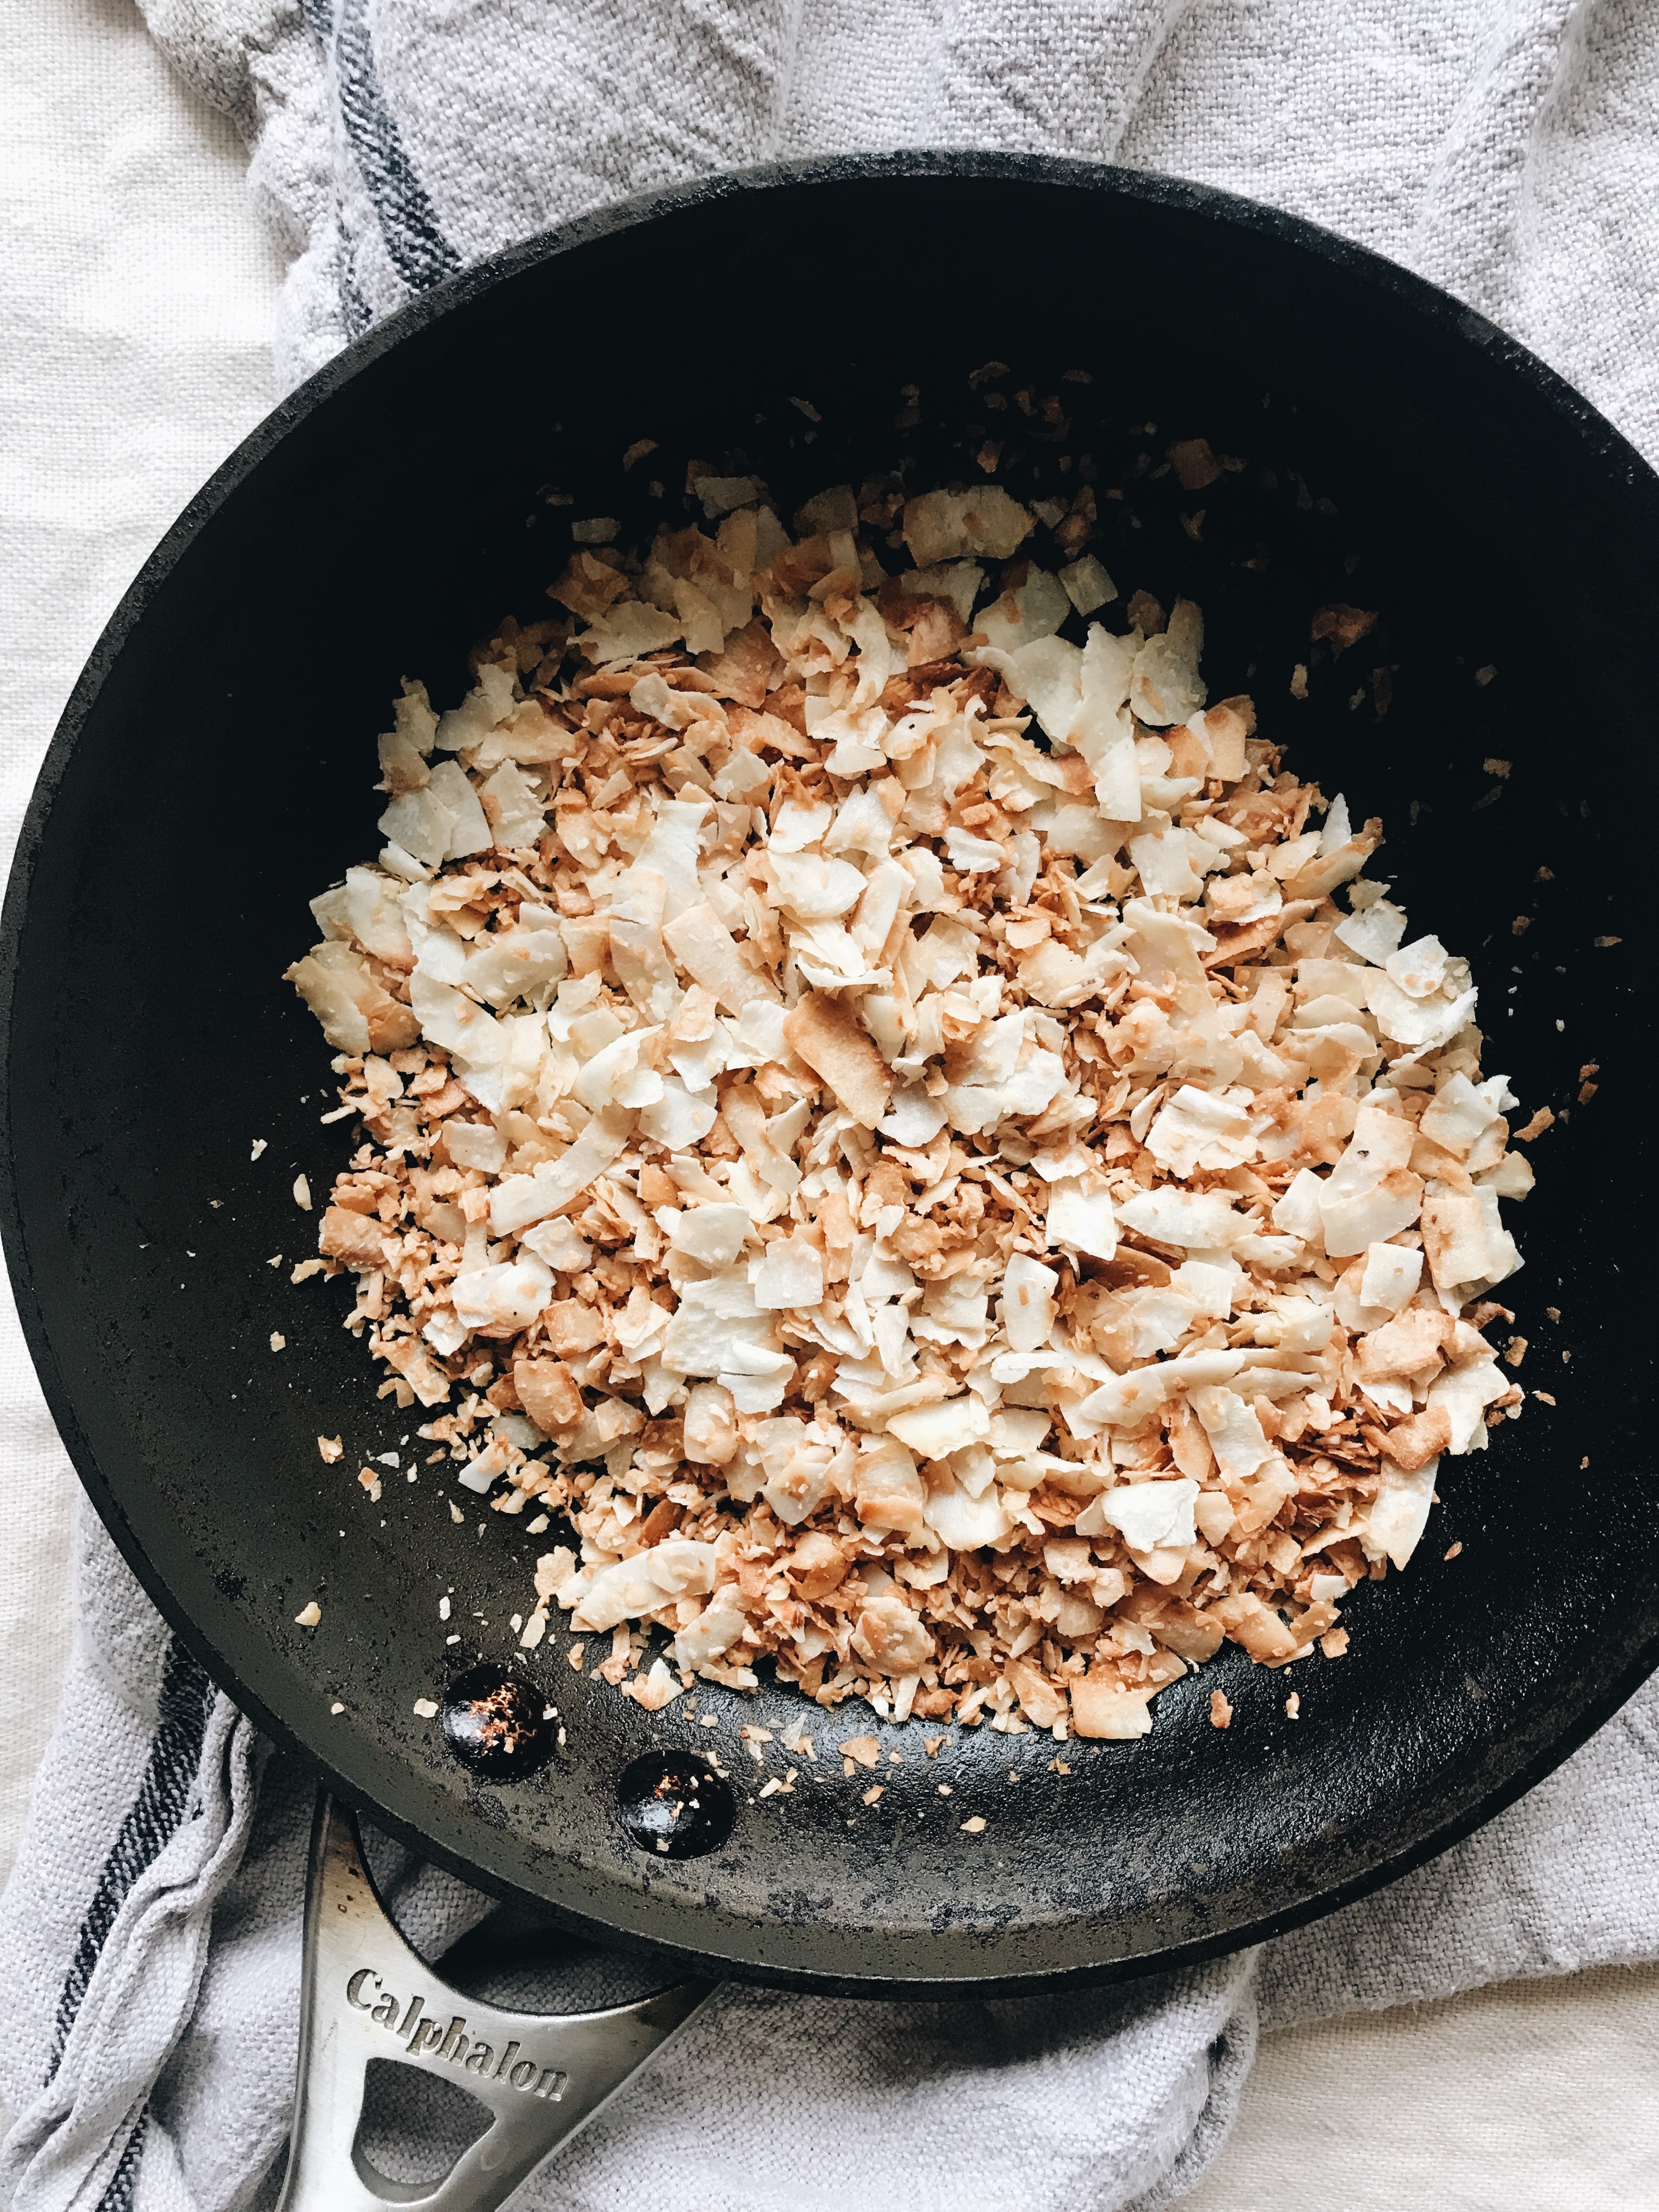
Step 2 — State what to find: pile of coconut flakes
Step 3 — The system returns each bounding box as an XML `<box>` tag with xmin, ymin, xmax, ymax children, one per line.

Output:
<box><xmin>285</xmin><ymin>476</ymin><xmax>1538</xmax><ymax>1741</ymax></box>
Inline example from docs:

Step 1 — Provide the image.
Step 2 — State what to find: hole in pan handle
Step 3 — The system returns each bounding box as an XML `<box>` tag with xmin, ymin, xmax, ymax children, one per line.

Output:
<box><xmin>274</xmin><ymin>1792</ymin><xmax>712</xmax><ymax>2212</ymax></box>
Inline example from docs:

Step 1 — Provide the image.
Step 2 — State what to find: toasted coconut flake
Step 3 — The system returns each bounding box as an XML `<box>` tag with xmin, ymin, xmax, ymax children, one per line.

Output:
<box><xmin>783</xmin><ymin>991</ymin><xmax>892</xmax><ymax>1128</ymax></box>
<box><xmin>1071</xmin><ymin>1678</ymin><xmax>1154</xmax><ymax>1740</ymax></box>
<box><xmin>286</xmin><ymin>473</ymin><xmax>1535</xmax><ymax>1742</ymax></box>
<box><xmin>904</xmin><ymin>487</ymin><xmax>1032</xmax><ymax>566</ymax></box>
<box><xmin>1364</xmin><ymin>1458</ymin><xmax>1438</xmax><ymax>1569</ymax></box>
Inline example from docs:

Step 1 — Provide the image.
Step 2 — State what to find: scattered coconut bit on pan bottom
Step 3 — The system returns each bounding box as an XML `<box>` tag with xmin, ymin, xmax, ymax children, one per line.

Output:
<box><xmin>285</xmin><ymin>475</ymin><xmax>1537</xmax><ymax>1741</ymax></box>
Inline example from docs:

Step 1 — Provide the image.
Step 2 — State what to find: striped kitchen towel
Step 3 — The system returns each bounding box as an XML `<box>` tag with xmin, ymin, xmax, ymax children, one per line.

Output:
<box><xmin>0</xmin><ymin>1504</ymin><xmax>506</xmax><ymax>2212</ymax></box>
<box><xmin>1</xmin><ymin>1</ymin><xmax>1657</xmax><ymax>2207</ymax></box>
<box><xmin>133</xmin><ymin>0</ymin><xmax>1659</xmax><ymax>467</ymax></box>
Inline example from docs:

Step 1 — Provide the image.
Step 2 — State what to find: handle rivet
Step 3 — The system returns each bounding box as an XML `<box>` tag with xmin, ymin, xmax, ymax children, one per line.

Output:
<box><xmin>440</xmin><ymin>1665</ymin><xmax>555</xmax><ymax>1779</ymax></box>
<box><xmin>617</xmin><ymin>1751</ymin><xmax>735</xmax><ymax>1859</ymax></box>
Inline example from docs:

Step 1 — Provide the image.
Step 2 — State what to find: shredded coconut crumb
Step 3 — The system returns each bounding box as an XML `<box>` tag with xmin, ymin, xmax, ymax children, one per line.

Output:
<box><xmin>283</xmin><ymin>469</ymin><xmax>1536</xmax><ymax>1743</ymax></box>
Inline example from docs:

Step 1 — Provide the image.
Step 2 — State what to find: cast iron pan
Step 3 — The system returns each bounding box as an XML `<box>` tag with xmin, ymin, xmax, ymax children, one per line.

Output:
<box><xmin>1</xmin><ymin>154</ymin><xmax>1654</xmax><ymax>1995</ymax></box>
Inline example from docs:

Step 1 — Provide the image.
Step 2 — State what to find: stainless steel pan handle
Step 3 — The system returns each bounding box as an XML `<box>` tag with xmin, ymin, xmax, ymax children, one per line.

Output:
<box><xmin>275</xmin><ymin>1795</ymin><xmax>710</xmax><ymax>2212</ymax></box>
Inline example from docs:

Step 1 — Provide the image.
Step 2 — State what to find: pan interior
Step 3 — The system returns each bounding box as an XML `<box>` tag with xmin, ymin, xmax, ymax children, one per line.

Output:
<box><xmin>3</xmin><ymin>157</ymin><xmax>1653</xmax><ymax>1991</ymax></box>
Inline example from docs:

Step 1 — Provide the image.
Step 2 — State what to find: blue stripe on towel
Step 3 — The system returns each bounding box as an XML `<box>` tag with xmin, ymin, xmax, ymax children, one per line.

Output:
<box><xmin>47</xmin><ymin>1638</ymin><xmax>215</xmax><ymax>2081</ymax></box>
<box><xmin>333</xmin><ymin>0</ymin><xmax>462</xmax><ymax>295</ymax></box>
<box><xmin>95</xmin><ymin>2112</ymin><xmax>147</xmax><ymax>2212</ymax></box>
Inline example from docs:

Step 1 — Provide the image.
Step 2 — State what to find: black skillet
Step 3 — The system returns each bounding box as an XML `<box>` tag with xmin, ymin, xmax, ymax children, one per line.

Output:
<box><xmin>2</xmin><ymin>155</ymin><xmax>1654</xmax><ymax>2002</ymax></box>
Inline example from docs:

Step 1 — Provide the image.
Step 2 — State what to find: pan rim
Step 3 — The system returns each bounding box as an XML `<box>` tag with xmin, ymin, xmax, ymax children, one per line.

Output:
<box><xmin>4</xmin><ymin>148</ymin><xmax>1656</xmax><ymax>1994</ymax></box>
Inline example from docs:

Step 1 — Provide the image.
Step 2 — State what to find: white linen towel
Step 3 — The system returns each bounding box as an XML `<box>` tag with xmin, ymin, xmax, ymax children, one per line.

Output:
<box><xmin>2</xmin><ymin>2</ymin><xmax>1657</xmax><ymax>2207</ymax></box>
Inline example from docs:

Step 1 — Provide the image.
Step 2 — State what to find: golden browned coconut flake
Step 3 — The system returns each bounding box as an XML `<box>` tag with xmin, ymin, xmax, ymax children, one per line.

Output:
<box><xmin>284</xmin><ymin>478</ymin><xmax>1536</xmax><ymax>1741</ymax></box>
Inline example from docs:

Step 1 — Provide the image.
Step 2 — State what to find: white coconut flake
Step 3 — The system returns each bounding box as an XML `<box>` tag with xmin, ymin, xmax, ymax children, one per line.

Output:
<box><xmin>1059</xmin><ymin>555</ymin><xmax>1117</xmax><ymax>616</ymax></box>
<box><xmin>1090</xmin><ymin>1479</ymin><xmax>1199</xmax><ymax>1553</ymax></box>
<box><xmin>977</xmin><ymin>567</ymin><xmax>1071</xmax><ymax>652</ymax></box>
<box><xmin>1116</xmin><ymin>1188</ymin><xmax>1243</xmax><ymax>1249</ymax></box>
<box><xmin>1334</xmin><ymin>893</ymin><xmax>1408</xmax><ymax>964</ymax></box>
<box><xmin>1429</xmin><ymin>1356</ymin><xmax>1511</xmax><ymax>1453</ymax></box>
<box><xmin>1146</xmin><ymin>1086</ymin><xmax>1257</xmax><ymax>1177</ymax></box>
<box><xmin>1187</xmin><ymin>1386</ymin><xmax>1274</xmax><ymax>1480</ymax></box>
<box><xmin>1000</xmin><ymin>1254</ymin><xmax>1058</xmax><ymax>1352</ymax></box>
<box><xmin>886</xmin><ymin>1395</ymin><xmax>991</xmax><ymax>1458</ymax></box>
<box><xmin>1358</xmin><ymin>1241</ymin><xmax>1424</xmax><ymax>1315</ymax></box>
<box><xmin>752</xmin><ymin>1237</ymin><xmax>826</xmax><ymax>1310</ymax></box>
<box><xmin>1364</xmin><ymin>1459</ymin><xmax>1438</xmax><ymax>1568</ymax></box>
<box><xmin>1046</xmin><ymin>1177</ymin><xmax>1118</xmax><ymax>1260</ymax></box>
